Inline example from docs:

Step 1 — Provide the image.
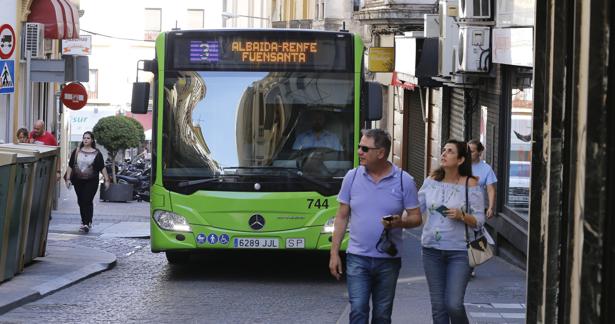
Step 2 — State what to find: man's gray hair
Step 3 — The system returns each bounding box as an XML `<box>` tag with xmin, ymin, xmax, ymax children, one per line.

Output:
<box><xmin>361</xmin><ymin>128</ymin><xmax>391</xmax><ymax>157</ymax></box>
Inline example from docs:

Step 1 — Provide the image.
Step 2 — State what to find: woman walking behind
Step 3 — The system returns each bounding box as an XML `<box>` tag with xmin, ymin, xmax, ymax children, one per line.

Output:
<box><xmin>64</xmin><ymin>131</ymin><xmax>111</xmax><ymax>233</ymax></box>
<box><xmin>418</xmin><ymin>139</ymin><xmax>485</xmax><ymax>324</ymax></box>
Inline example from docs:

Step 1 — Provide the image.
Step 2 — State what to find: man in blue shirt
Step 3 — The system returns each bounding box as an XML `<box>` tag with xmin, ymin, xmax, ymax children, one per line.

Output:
<box><xmin>329</xmin><ymin>128</ymin><xmax>422</xmax><ymax>324</ymax></box>
<box><xmin>468</xmin><ymin>139</ymin><xmax>497</xmax><ymax>219</ymax></box>
<box><xmin>292</xmin><ymin>111</ymin><xmax>342</xmax><ymax>151</ymax></box>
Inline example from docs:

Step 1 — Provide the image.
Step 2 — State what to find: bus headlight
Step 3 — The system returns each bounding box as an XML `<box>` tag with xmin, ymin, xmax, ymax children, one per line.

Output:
<box><xmin>153</xmin><ymin>210</ymin><xmax>192</xmax><ymax>232</ymax></box>
<box><xmin>322</xmin><ymin>217</ymin><xmax>335</xmax><ymax>233</ymax></box>
<box><xmin>322</xmin><ymin>217</ymin><xmax>351</xmax><ymax>233</ymax></box>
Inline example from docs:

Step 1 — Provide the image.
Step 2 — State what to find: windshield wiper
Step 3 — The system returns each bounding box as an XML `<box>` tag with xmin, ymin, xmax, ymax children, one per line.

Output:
<box><xmin>222</xmin><ymin>166</ymin><xmax>296</xmax><ymax>172</ymax></box>
<box><xmin>177</xmin><ymin>176</ymin><xmax>223</xmax><ymax>188</ymax></box>
<box><xmin>223</xmin><ymin>166</ymin><xmax>332</xmax><ymax>190</ymax></box>
<box><xmin>288</xmin><ymin>169</ymin><xmax>332</xmax><ymax>191</ymax></box>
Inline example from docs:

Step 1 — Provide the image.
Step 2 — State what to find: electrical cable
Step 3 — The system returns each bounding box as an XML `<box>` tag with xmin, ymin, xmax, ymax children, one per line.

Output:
<box><xmin>80</xmin><ymin>28</ymin><xmax>155</xmax><ymax>42</ymax></box>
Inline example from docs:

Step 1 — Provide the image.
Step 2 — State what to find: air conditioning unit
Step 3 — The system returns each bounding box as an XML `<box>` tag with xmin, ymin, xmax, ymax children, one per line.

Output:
<box><xmin>456</xmin><ymin>26</ymin><xmax>490</xmax><ymax>72</ymax></box>
<box><xmin>438</xmin><ymin>0</ymin><xmax>459</xmax><ymax>77</ymax></box>
<box><xmin>459</xmin><ymin>0</ymin><xmax>491</xmax><ymax>19</ymax></box>
<box><xmin>23</xmin><ymin>23</ymin><xmax>45</xmax><ymax>58</ymax></box>
<box><xmin>424</xmin><ymin>14</ymin><xmax>439</xmax><ymax>38</ymax></box>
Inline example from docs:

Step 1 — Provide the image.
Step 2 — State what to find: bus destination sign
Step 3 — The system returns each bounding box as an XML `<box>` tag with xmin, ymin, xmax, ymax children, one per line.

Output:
<box><xmin>190</xmin><ymin>40</ymin><xmax>319</xmax><ymax>64</ymax></box>
<box><xmin>173</xmin><ymin>31</ymin><xmax>352</xmax><ymax>72</ymax></box>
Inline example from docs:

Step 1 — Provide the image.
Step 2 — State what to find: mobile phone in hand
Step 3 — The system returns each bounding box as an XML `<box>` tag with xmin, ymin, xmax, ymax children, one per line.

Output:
<box><xmin>435</xmin><ymin>205</ymin><xmax>449</xmax><ymax>217</ymax></box>
<box><xmin>382</xmin><ymin>215</ymin><xmax>394</xmax><ymax>221</ymax></box>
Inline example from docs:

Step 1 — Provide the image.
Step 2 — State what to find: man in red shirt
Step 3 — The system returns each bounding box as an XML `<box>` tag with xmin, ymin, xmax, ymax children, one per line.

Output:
<box><xmin>29</xmin><ymin>120</ymin><xmax>58</xmax><ymax>146</ymax></box>
<box><xmin>30</xmin><ymin>120</ymin><xmax>61</xmax><ymax>181</ymax></box>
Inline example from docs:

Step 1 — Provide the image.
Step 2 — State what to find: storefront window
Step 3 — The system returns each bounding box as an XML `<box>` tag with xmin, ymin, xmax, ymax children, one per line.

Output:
<box><xmin>506</xmin><ymin>87</ymin><xmax>533</xmax><ymax>219</ymax></box>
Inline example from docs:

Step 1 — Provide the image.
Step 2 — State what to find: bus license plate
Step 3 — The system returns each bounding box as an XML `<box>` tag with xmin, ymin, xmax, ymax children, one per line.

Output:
<box><xmin>233</xmin><ymin>238</ymin><xmax>279</xmax><ymax>249</ymax></box>
<box><xmin>286</xmin><ymin>238</ymin><xmax>305</xmax><ymax>248</ymax></box>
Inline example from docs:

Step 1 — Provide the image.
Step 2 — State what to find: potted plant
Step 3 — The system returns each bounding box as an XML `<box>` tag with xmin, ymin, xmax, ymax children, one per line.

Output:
<box><xmin>93</xmin><ymin>115</ymin><xmax>142</xmax><ymax>202</ymax></box>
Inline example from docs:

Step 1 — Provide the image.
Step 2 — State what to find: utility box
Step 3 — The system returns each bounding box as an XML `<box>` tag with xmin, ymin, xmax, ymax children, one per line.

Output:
<box><xmin>456</xmin><ymin>26</ymin><xmax>491</xmax><ymax>72</ymax></box>
<box><xmin>438</xmin><ymin>0</ymin><xmax>460</xmax><ymax>77</ymax></box>
<box><xmin>395</xmin><ymin>33</ymin><xmax>440</xmax><ymax>87</ymax></box>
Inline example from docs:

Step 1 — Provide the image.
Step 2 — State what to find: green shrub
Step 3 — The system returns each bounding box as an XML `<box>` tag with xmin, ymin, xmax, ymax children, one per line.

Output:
<box><xmin>93</xmin><ymin>115</ymin><xmax>140</xmax><ymax>182</ymax></box>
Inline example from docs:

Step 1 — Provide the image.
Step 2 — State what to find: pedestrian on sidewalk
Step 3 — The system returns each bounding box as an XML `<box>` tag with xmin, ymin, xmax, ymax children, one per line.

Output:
<box><xmin>64</xmin><ymin>131</ymin><xmax>111</xmax><ymax>233</ymax></box>
<box><xmin>329</xmin><ymin>128</ymin><xmax>422</xmax><ymax>324</ymax></box>
<box><xmin>418</xmin><ymin>139</ymin><xmax>485</xmax><ymax>324</ymax></box>
<box><xmin>468</xmin><ymin>139</ymin><xmax>497</xmax><ymax>219</ymax></box>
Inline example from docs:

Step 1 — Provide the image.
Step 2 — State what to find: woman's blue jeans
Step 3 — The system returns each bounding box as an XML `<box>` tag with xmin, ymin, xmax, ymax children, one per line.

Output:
<box><xmin>422</xmin><ymin>247</ymin><xmax>471</xmax><ymax>324</ymax></box>
<box><xmin>346</xmin><ymin>253</ymin><xmax>401</xmax><ymax>324</ymax></box>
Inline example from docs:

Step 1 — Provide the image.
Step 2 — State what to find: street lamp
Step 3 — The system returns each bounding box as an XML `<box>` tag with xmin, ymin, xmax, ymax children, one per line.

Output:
<box><xmin>221</xmin><ymin>11</ymin><xmax>270</xmax><ymax>27</ymax></box>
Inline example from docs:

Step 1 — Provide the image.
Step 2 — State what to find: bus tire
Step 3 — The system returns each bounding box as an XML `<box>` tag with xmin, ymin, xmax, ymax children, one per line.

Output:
<box><xmin>166</xmin><ymin>251</ymin><xmax>190</xmax><ymax>264</ymax></box>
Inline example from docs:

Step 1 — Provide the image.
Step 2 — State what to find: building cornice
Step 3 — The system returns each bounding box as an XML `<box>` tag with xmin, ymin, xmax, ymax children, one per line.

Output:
<box><xmin>353</xmin><ymin>4</ymin><xmax>436</xmax><ymax>26</ymax></box>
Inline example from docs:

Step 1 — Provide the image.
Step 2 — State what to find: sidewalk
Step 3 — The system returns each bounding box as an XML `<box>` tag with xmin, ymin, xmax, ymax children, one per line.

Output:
<box><xmin>338</xmin><ymin>228</ymin><xmax>527</xmax><ymax>324</ymax></box>
<box><xmin>0</xmin><ymin>185</ymin><xmax>150</xmax><ymax>315</ymax></box>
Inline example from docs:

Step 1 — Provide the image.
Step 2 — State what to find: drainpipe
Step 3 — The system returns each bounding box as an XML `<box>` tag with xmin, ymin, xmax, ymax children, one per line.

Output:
<box><xmin>25</xmin><ymin>50</ymin><xmax>31</xmax><ymax>129</ymax></box>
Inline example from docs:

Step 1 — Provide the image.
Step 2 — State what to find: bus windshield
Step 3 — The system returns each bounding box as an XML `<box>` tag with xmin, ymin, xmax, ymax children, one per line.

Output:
<box><xmin>161</xmin><ymin>70</ymin><xmax>354</xmax><ymax>192</ymax></box>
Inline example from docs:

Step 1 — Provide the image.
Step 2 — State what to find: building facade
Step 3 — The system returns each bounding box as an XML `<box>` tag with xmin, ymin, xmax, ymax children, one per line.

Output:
<box><xmin>1</xmin><ymin>0</ymin><xmax>84</xmax><ymax>176</ymax></box>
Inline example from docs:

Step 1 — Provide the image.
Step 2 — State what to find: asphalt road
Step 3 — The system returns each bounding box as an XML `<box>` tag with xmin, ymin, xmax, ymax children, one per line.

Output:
<box><xmin>0</xmin><ymin>235</ymin><xmax>347</xmax><ymax>323</ymax></box>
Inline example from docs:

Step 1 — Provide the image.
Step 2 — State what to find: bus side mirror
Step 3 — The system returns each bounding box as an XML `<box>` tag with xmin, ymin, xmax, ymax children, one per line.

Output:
<box><xmin>131</xmin><ymin>82</ymin><xmax>150</xmax><ymax>114</ymax></box>
<box><xmin>364</xmin><ymin>81</ymin><xmax>383</xmax><ymax>121</ymax></box>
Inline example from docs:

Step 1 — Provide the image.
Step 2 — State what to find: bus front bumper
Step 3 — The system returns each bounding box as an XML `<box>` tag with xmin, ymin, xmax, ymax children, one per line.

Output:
<box><xmin>150</xmin><ymin>222</ymin><xmax>348</xmax><ymax>252</ymax></box>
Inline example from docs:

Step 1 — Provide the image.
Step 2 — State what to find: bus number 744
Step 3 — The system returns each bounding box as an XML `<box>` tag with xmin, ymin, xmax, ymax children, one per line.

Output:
<box><xmin>307</xmin><ymin>199</ymin><xmax>329</xmax><ymax>209</ymax></box>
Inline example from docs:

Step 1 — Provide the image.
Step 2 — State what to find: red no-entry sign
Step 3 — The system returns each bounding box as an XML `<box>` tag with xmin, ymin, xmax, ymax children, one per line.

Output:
<box><xmin>61</xmin><ymin>82</ymin><xmax>88</xmax><ymax>110</ymax></box>
<box><xmin>0</xmin><ymin>24</ymin><xmax>16</xmax><ymax>59</ymax></box>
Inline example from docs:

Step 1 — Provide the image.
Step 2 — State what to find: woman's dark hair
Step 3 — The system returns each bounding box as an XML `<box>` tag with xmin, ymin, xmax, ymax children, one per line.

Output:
<box><xmin>361</xmin><ymin>128</ymin><xmax>392</xmax><ymax>157</ymax></box>
<box><xmin>16</xmin><ymin>128</ymin><xmax>28</xmax><ymax>138</ymax></box>
<box><xmin>80</xmin><ymin>131</ymin><xmax>97</xmax><ymax>149</ymax></box>
<box><xmin>468</xmin><ymin>139</ymin><xmax>485</xmax><ymax>152</ymax></box>
<box><xmin>430</xmin><ymin>139</ymin><xmax>474</xmax><ymax>181</ymax></box>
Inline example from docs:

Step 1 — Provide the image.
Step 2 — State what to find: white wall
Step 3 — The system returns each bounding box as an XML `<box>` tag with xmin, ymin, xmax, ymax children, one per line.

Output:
<box><xmin>0</xmin><ymin>0</ymin><xmax>18</xmax><ymax>143</ymax></box>
<box><xmin>224</xmin><ymin>0</ymin><xmax>269</xmax><ymax>28</ymax></box>
<box><xmin>78</xmin><ymin>0</ymin><xmax>225</xmax><ymax>124</ymax></box>
<box><xmin>324</xmin><ymin>0</ymin><xmax>352</xmax><ymax>19</ymax></box>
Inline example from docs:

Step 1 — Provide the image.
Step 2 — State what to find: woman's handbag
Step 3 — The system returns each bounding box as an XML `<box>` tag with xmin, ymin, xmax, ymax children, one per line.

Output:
<box><xmin>464</xmin><ymin>177</ymin><xmax>494</xmax><ymax>267</ymax></box>
<box><xmin>466</xmin><ymin>228</ymin><xmax>494</xmax><ymax>267</ymax></box>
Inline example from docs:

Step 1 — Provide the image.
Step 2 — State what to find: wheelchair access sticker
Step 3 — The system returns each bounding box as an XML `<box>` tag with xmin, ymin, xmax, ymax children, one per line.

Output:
<box><xmin>219</xmin><ymin>234</ymin><xmax>230</xmax><ymax>245</ymax></box>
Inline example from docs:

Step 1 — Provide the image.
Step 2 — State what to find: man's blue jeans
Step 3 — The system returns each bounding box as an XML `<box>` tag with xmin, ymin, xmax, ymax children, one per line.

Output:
<box><xmin>346</xmin><ymin>253</ymin><xmax>401</xmax><ymax>324</ymax></box>
<box><xmin>422</xmin><ymin>247</ymin><xmax>471</xmax><ymax>324</ymax></box>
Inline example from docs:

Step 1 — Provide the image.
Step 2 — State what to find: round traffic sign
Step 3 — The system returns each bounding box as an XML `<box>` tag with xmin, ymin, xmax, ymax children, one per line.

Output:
<box><xmin>0</xmin><ymin>24</ymin><xmax>16</xmax><ymax>59</ymax></box>
<box><xmin>61</xmin><ymin>82</ymin><xmax>88</xmax><ymax>110</ymax></box>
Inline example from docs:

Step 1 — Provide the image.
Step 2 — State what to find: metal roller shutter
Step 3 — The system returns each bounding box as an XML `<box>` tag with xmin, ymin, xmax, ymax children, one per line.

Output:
<box><xmin>406</xmin><ymin>89</ymin><xmax>425</xmax><ymax>186</ymax></box>
<box><xmin>450</xmin><ymin>88</ymin><xmax>466</xmax><ymax>141</ymax></box>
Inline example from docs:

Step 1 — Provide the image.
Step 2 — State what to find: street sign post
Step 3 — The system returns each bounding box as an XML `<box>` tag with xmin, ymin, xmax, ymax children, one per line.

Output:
<box><xmin>61</xmin><ymin>82</ymin><xmax>88</xmax><ymax>110</ymax></box>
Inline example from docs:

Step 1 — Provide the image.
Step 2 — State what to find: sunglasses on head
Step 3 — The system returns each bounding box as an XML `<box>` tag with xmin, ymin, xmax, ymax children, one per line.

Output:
<box><xmin>358</xmin><ymin>145</ymin><xmax>379</xmax><ymax>153</ymax></box>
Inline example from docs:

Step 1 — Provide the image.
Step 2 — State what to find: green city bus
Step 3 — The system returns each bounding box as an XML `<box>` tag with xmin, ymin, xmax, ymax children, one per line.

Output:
<box><xmin>131</xmin><ymin>29</ymin><xmax>382</xmax><ymax>263</ymax></box>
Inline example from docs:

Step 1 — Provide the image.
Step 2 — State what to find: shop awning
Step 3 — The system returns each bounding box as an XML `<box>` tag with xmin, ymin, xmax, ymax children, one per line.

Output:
<box><xmin>27</xmin><ymin>0</ymin><xmax>80</xmax><ymax>39</ymax></box>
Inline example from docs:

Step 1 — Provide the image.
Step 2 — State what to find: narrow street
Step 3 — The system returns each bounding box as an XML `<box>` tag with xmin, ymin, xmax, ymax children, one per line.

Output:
<box><xmin>0</xmin><ymin>187</ymin><xmax>526</xmax><ymax>323</ymax></box>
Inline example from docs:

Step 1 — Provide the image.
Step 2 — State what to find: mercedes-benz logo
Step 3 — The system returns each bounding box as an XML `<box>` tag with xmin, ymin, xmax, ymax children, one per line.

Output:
<box><xmin>248</xmin><ymin>214</ymin><xmax>265</xmax><ymax>230</ymax></box>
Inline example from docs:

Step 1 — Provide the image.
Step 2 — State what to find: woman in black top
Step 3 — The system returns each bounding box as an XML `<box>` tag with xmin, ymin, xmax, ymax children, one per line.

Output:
<box><xmin>65</xmin><ymin>131</ymin><xmax>111</xmax><ymax>233</ymax></box>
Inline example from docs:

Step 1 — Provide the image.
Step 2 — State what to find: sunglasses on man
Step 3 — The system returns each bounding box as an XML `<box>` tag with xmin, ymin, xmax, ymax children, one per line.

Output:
<box><xmin>357</xmin><ymin>145</ymin><xmax>380</xmax><ymax>153</ymax></box>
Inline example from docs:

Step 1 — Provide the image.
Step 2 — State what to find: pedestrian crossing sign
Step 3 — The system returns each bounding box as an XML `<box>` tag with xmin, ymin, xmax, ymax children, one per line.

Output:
<box><xmin>0</xmin><ymin>59</ymin><xmax>15</xmax><ymax>94</ymax></box>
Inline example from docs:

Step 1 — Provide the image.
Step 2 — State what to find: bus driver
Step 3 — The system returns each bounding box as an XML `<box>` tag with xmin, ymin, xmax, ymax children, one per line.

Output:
<box><xmin>292</xmin><ymin>111</ymin><xmax>342</xmax><ymax>151</ymax></box>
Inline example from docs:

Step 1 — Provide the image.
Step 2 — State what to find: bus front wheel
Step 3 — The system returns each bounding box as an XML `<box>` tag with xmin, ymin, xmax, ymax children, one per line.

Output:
<box><xmin>165</xmin><ymin>251</ymin><xmax>190</xmax><ymax>264</ymax></box>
